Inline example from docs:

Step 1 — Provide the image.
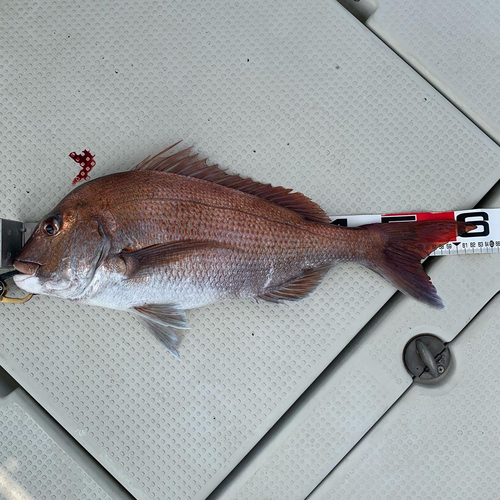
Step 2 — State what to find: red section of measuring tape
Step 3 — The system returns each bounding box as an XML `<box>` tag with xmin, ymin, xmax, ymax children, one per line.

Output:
<box><xmin>69</xmin><ymin>150</ymin><xmax>96</xmax><ymax>185</ymax></box>
<box><xmin>383</xmin><ymin>211</ymin><xmax>457</xmax><ymax>240</ymax></box>
<box><xmin>383</xmin><ymin>211</ymin><xmax>455</xmax><ymax>220</ymax></box>
<box><xmin>415</xmin><ymin>211</ymin><xmax>454</xmax><ymax>221</ymax></box>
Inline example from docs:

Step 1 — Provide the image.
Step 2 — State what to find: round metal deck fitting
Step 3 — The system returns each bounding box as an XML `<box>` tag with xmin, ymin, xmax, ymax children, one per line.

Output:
<box><xmin>403</xmin><ymin>334</ymin><xmax>451</xmax><ymax>383</ymax></box>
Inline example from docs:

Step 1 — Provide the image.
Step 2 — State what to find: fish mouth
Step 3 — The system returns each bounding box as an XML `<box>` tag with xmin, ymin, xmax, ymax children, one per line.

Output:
<box><xmin>13</xmin><ymin>259</ymin><xmax>41</xmax><ymax>276</ymax></box>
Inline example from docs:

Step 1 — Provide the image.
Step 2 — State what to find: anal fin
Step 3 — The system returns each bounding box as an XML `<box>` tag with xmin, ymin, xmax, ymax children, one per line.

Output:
<box><xmin>259</xmin><ymin>265</ymin><xmax>331</xmax><ymax>303</ymax></box>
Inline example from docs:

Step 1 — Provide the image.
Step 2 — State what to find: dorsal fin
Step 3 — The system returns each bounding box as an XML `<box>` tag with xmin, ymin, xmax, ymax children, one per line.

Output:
<box><xmin>134</xmin><ymin>142</ymin><xmax>331</xmax><ymax>224</ymax></box>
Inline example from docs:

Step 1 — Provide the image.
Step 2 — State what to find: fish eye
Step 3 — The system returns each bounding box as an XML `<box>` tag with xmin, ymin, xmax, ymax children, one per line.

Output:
<box><xmin>43</xmin><ymin>216</ymin><xmax>61</xmax><ymax>236</ymax></box>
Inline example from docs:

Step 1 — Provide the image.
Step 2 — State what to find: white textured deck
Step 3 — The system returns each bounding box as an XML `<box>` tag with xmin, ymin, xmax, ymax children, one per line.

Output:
<box><xmin>309</xmin><ymin>292</ymin><xmax>500</xmax><ymax>500</ymax></box>
<box><xmin>0</xmin><ymin>0</ymin><xmax>499</xmax><ymax>498</ymax></box>
<box><xmin>0</xmin><ymin>380</ymin><xmax>130</xmax><ymax>500</ymax></box>
<box><xmin>367</xmin><ymin>0</ymin><xmax>500</xmax><ymax>142</ymax></box>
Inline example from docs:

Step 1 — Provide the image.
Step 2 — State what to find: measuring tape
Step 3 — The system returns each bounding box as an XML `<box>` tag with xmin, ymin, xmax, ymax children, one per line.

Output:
<box><xmin>330</xmin><ymin>208</ymin><xmax>500</xmax><ymax>256</ymax></box>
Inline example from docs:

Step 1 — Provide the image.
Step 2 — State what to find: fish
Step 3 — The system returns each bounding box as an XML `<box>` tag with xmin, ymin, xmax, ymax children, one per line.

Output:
<box><xmin>13</xmin><ymin>142</ymin><xmax>475</xmax><ymax>357</ymax></box>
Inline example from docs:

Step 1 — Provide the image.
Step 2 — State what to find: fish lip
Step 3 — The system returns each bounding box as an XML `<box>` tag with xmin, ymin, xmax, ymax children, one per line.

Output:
<box><xmin>13</xmin><ymin>259</ymin><xmax>41</xmax><ymax>276</ymax></box>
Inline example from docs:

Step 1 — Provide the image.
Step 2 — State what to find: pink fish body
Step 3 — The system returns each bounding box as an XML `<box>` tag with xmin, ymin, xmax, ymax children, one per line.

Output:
<box><xmin>14</xmin><ymin>143</ymin><xmax>473</xmax><ymax>356</ymax></box>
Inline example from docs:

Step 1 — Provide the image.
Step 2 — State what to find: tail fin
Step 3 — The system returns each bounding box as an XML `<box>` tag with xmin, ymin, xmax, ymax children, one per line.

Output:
<box><xmin>363</xmin><ymin>220</ymin><xmax>475</xmax><ymax>308</ymax></box>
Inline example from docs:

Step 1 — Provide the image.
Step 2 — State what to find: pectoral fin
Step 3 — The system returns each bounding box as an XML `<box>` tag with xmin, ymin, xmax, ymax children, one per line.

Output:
<box><xmin>133</xmin><ymin>303</ymin><xmax>189</xmax><ymax>358</ymax></box>
<box><xmin>121</xmin><ymin>240</ymin><xmax>225</xmax><ymax>279</ymax></box>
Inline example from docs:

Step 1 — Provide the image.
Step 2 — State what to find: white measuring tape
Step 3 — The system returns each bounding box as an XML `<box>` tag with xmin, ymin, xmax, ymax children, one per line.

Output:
<box><xmin>330</xmin><ymin>208</ymin><xmax>500</xmax><ymax>256</ymax></box>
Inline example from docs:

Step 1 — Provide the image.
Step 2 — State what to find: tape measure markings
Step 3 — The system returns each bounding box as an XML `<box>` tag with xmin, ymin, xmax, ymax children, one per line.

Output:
<box><xmin>330</xmin><ymin>208</ymin><xmax>500</xmax><ymax>256</ymax></box>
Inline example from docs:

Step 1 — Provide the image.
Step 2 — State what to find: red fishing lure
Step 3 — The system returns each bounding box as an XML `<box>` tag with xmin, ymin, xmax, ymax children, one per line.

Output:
<box><xmin>69</xmin><ymin>150</ymin><xmax>95</xmax><ymax>185</ymax></box>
